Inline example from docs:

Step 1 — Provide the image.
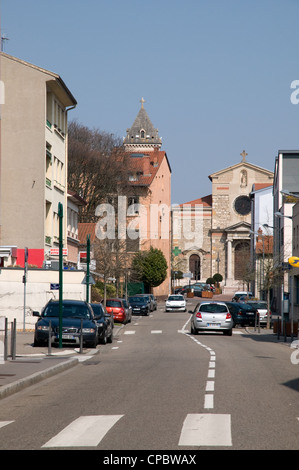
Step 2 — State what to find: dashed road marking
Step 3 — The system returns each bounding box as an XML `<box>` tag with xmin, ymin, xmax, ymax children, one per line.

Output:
<box><xmin>0</xmin><ymin>421</ymin><xmax>14</xmax><ymax>429</ymax></box>
<box><xmin>179</xmin><ymin>413</ymin><xmax>232</xmax><ymax>447</ymax></box>
<box><xmin>42</xmin><ymin>415</ymin><xmax>124</xmax><ymax>448</ymax></box>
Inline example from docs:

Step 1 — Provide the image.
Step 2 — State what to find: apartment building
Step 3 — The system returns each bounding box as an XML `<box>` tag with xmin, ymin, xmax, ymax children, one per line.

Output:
<box><xmin>0</xmin><ymin>53</ymin><xmax>77</xmax><ymax>268</ymax></box>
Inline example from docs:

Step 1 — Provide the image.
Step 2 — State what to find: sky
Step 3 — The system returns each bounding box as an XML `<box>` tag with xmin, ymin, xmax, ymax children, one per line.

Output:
<box><xmin>2</xmin><ymin>0</ymin><xmax>299</xmax><ymax>204</ymax></box>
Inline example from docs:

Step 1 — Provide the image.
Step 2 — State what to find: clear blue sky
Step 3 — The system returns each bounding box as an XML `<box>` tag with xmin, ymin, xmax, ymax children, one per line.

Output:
<box><xmin>2</xmin><ymin>0</ymin><xmax>299</xmax><ymax>204</ymax></box>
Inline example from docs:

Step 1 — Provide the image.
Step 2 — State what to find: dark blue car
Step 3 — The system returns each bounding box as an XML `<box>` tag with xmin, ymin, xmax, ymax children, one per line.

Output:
<box><xmin>33</xmin><ymin>299</ymin><xmax>99</xmax><ymax>348</ymax></box>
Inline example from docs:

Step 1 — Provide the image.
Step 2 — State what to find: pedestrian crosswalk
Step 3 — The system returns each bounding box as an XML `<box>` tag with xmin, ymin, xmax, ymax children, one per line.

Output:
<box><xmin>0</xmin><ymin>413</ymin><xmax>232</xmax><ymax>448</ymax></box>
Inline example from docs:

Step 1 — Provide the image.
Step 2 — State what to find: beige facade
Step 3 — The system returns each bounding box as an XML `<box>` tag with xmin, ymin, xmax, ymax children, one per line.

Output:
<box><xmin>173</xmin><ymin>153</ymin><xmax>274</xmax><ymax>293</ymax></box>
<box><xmin>0</xmin><ymin>53</ymin><xmax>76</xmax><ymax>267</ymax></box>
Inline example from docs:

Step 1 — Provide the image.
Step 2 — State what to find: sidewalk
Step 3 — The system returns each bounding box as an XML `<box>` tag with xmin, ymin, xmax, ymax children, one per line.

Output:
<box><xmin>0</xmin><ymin>330</ymin><xmax>102</xmax><ymax>399</ymax></box>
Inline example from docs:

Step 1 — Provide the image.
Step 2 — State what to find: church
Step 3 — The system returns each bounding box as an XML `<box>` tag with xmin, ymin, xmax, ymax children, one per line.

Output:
<box><xmin>172</xmin><ymin>152</ymin><xmax>274</xmax><ymax>294</ymax></box>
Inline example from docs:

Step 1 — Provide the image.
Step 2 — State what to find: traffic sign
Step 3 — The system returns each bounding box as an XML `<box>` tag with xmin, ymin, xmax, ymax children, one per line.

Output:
<box><xmin>50</xmin><ymin>283</ymin><xmax>60</xmax><ymax>290</ymax></box>
<box><xmin>289</xmin><ymin>256</ymin><xmax>299</xmax><ymax>267</ymax></box>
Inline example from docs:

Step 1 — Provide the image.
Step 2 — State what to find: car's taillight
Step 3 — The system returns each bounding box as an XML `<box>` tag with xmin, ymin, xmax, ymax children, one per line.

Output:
<box><xmin>196</xmin><ymin>312</ymin><xmax>202</xmax><ymax>319</ymax></box>
<box><xmin>238</xmin><ymin>310</ymin><xmax>243</xmax><ymax>315</ymax></box>
<box><xmin>226</xmin><ymin>313</ymin><xmax>232</xmax><ymax>319</ymax></box>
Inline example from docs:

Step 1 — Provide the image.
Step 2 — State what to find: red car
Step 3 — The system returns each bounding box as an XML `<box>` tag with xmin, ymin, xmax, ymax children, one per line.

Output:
<box><xmin>105</xmin><ymin>298</ymin><xmax>132</xmax><ymax>324</ymax></box>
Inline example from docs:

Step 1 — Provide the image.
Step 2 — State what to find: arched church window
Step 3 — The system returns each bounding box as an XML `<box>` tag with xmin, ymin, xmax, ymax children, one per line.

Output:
<box><xmin>140</xmin><ymin>130</ymin><xmax>145</xmax><ymax>138</ymax></box>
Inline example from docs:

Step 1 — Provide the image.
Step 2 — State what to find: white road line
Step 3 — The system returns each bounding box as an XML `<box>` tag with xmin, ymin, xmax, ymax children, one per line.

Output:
<box><xmin>42</xmin><ymin>415</ymin><xmax>123</xmax><ymax>448</ymax></box>
<box><xmin>179</xmin><ymin>414</ymin><xmax>232</xmax><ymax>447</ymax></box>
<box><xmin>124</xmin><ymin>331</ymin><xmax>135</xmax><ymax>335</ymax></box>
<box><xmin>179</xmin><ymin>317</ymin><xmax>216</xmax><ymax>409</ymax></box>
<box><xmin>151</xmin><ymin>330</ymin><xmax>162</xmax><ymax>334</ymax></box>
<box><xmin>204</xmin><ymin>394</ymin><xmax>214</xmax><ymax>409</ymax></box>
<box><xmin>0</xmin><ymin>421</ymin><xmax>14</xmax><ymax>429</ymax></box>
<box><xmin>206</xmin><ymin>381</ymin><xmax>215</xmax><ymax>392</ymax></box>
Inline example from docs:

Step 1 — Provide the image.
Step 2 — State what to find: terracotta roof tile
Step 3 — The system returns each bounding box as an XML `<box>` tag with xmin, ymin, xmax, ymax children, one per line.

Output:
<box><xmin>78</xmin><ymin>223</ymin><xmax>97</xmax><ymax>244</ymax></box>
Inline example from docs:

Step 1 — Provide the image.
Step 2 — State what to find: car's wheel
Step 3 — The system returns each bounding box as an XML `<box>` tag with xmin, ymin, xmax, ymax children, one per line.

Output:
<box><xmin>101</xmin><ymin>335</ymin><xmax>107</xmax><ymax>345</ymax></box>
<box><xmin>107</xmin><ymin>332</ymin><xmax>113</xmax><ymax>343</ymax></box>
<box><xmin>224</xmin><ymin>329</ymin><xmax>232</xmax><ymax>336</ymax></box>
<box><xmin>33</xmin><ymin>337</ymin><xmax>44</xmax><ymax>347</ymax></box>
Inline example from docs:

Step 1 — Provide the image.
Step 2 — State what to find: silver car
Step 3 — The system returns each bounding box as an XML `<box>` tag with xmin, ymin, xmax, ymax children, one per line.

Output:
<box><xmin>189</xmin><ymin>301</ymin><xmax>234</xmax><ymax>336</ymax></box>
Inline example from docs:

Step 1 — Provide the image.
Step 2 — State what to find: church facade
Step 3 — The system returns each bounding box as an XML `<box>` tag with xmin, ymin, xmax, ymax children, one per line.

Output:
<box><xmin>172</xmin><ymin>152</ymin><xmax>274</xmax><ymax>294</ymax></box>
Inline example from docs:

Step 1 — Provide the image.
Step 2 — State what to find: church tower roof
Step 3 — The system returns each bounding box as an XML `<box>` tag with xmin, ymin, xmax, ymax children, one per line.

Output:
<box><xmin>123</xmin><ymin>98</ymin><xmax>162</xmax><ymax>151</ymax></box>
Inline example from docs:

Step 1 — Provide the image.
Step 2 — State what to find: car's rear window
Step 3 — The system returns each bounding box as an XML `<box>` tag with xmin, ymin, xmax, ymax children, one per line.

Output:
<box><xmin>106</xmin><ymin>300</ymin><xmax>121</xmax><ymax>307</ymax></box>
<box><xmin>199</xmin><ymin>304</ymin><xmax>228</xmax><ymax>313</ymax></box>
<box><xmin>248</xmin><ymin>302</ymin><xmax>267</xmax><ymax>309</ymax></box>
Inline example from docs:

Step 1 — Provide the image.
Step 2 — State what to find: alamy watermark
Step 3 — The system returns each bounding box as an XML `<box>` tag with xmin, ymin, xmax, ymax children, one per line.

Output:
<box><xmin>94</xmin><ymin>197</ymin><xmax>204</xmax><ymax>248</ymax></box>
<box><xmin>290</xmin><ymin>80</ymin><xmax>299</xmax><ymax>104</ymax></box>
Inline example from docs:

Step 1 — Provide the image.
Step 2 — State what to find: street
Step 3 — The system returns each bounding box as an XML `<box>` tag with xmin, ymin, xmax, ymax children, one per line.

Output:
<box><xmin>0</xmin><ymin>297</ymin><xmax>299</xmax><ymax>451</ymax></box>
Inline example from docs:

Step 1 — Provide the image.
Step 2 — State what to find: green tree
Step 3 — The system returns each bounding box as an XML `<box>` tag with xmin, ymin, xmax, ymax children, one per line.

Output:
<box><xmin>132</xmin><ymin>247</ymin><xmax>168</xmax><ymax>290</ymax></box>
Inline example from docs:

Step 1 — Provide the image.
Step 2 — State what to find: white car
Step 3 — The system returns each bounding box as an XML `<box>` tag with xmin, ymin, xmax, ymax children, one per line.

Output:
<box><xmin>165</xmin><ymin>294</ymin><xmax>187</xmax><ymax>312</ymax></box>
<box><xmin>247</xmin><ymin>301</ymin><xmax>271</xmax><ymax>326</ymax></box>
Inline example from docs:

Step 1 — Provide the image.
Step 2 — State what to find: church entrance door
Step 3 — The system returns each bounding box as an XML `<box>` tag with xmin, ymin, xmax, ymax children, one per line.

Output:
<box><xmin>234</xmin><ymin>242</ymin><xmax>250</xmax><ymax>281</ymax></box>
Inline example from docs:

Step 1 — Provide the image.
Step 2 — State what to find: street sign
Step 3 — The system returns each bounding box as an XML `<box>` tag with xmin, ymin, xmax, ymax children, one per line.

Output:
<box><xmin>50</xmin><ymin>283</ymin><xmax>59</xmax><ymax>290</ymax></box>
<box><xmin>82</xmin><ymin>273</ymin><xmax>95</xmax><ymax>285</ymax></box>
<box><xmin>289</xmin><ymin>256</ymin><xmax>299</xmax><ymax>267</ymax></box>
<box><xmin>183</xmin><ymin>272</ymin><xmax>193</xmax><ymax>278</ymax></box>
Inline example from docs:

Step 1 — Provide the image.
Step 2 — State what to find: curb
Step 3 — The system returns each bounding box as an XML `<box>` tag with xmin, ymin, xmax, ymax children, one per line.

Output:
<box><xmin>0</xmin><ymin>357</ymin><xmax>78</xmax><ymax>400</ymax></box>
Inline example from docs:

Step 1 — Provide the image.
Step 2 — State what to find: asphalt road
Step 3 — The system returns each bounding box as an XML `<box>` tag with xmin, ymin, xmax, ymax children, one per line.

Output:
<box><xmin>0</xmin><ymin>297</ymin><xmax>299</xmax><ymax>452</ymax></box>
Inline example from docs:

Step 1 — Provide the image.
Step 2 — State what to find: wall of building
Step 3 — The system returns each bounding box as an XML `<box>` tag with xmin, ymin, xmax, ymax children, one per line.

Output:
<box><xmin>0</xmin><ymin>268</ymin><xmax>87</xmax><ymax>329</ymax></box>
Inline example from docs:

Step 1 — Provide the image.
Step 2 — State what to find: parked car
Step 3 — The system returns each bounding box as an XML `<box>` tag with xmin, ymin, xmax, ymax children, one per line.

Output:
<box><xmin>247</xmin><ymin>301</ymin><xmax>271</xmax><ymax>326</ymax></box>
<box><xmin>165</xmin><ymin>294</ymin><xmax>187</xmax><ymax>312</ymax></box>
<box><xmin>105</xmin><ymin>298</ymin><xmax>132</xmax><ymax>324</ymax></box>
<box><xmin>33</xmin><ymin>299</ymin><xmax>99</xmax><ymax>348</ymax></box>
<box><xmin>129</xmin><ymin>296</ymin><xmax>150</xmax><ymax>315</ymax></box>
<box><xmin>225</xmin><ymin>301</ymin><xmax>257</xmax><ymax>327</ymax></box>
<box><xmin>134</xmin><ymin>294</ymin><xmax>154</xmax><ymax>311</ymax></box>
<box><xmin>189</xmin><ymin>301</ymin><xmax>234</xmax><ymax>335</ymax></box>
<box><xmin>90</xmin><ymin>303</ymin><xmax>114</xmax><ymax>344</ymax></box>
<box><xmin>149</xmin><ymin>294</ymin><xmax>157</xmax><ymax>310</ymax></box>
<box><xmin>232</xmin><ymin>291</ymin><xmax>253</xmax><ymax>302</ymax></box>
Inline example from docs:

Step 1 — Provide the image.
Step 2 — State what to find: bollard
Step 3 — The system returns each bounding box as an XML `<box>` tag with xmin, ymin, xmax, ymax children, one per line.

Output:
<box><xmin>4</xmin><ymin>318</ymin><xmax>8</xmax><ymax>361</ymax></box>
<box><xmin>11</xmin><ymin>319</ymin><xmax>16</xmax><ymax>360</ymax></box>
<box><xmin>80</xmin><ymin>318</ymin><xmax>83</xmax><ymax>353</ymax></box>
<box><xmin>48</xmin><ymin>320</ymin><xmax>52</xmax><ymax>356</ymax></box>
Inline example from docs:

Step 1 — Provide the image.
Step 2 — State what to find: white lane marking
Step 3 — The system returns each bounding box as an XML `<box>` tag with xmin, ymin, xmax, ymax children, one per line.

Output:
<box><xmin>0</xmin><ymin>421</ymin><xmax>14</xmax><ymax>429</ymax></box>
<box><xmin>124</xmin><ymin>331</ymin><xmax>135</xmax><ymax>335</ymax></box>
<box><xmin>42</xmin><ymin>415</ymin><xmax>123</xmax><ymax>448</ymax></box>
<box><xmin>204</xmin><ymin>394</ymin><xmax>214</xmax><ymax>409</ymax></box>
<box><xmin>151</xmin><ymin>330</ymin><xmax>162</xmax><ymax>334</ymax></box>
<box><xmin>179</xmin><ymin>317</ymin><xmax>216</xmax><ymax>409</ymax></box>
<box><xmin>206</xmin><ymin>381</ymin><xmax>215</xmax><ymax>392</ymax></box>
<box><xmin>111</xmin><ymin>347</ymin><xmax>119</xmax><ymax>350</ymax></box>
<box><xmin>179</xmin><ymin>414</ymin><xmax>232</xmax><ymax>447</ymax></box>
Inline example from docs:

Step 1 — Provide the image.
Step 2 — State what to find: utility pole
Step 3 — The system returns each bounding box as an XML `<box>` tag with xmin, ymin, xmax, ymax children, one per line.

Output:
<box><xmin>58</xmin><ymin>203</ymin><xmax>63</xmax><ymax>348</ymax></box>
<box><xmin>86</xmin><ymin>234</ymin><xmax>90</xmax><ymax>303</ymax></box>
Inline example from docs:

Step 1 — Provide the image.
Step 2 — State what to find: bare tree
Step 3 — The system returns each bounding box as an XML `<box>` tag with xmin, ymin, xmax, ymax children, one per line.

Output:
<box><xmin>68</xmin><ymin>120</ymin><xmax>131</xmax><ymax>222</ymax></box>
